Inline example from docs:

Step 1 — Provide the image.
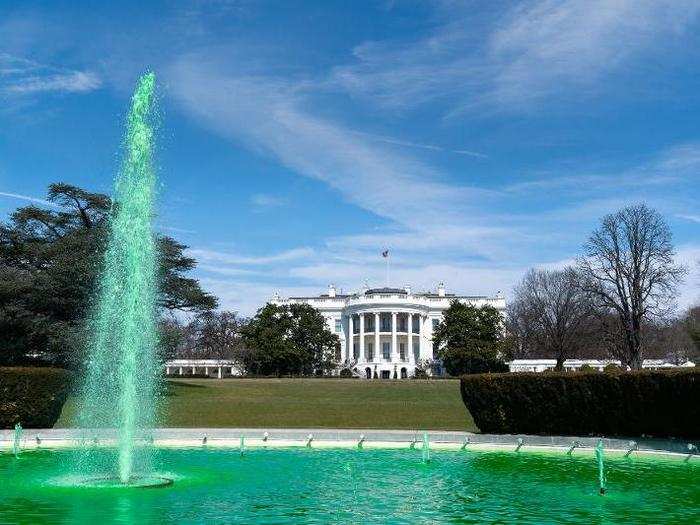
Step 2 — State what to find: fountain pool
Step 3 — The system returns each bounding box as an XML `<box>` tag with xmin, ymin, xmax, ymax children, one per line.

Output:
<box><xmin>1</xmin><ymin>447</ymin><xmax>698</xmax><ymax>524</ymax></box>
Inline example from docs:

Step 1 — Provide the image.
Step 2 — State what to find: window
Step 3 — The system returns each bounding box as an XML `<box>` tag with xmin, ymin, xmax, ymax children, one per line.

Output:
<box><xmin>353</xmin><ymin>343</ymin><xmax>359</xmax><ymax>359</ymax></box>
<box><xmin>412</xmin><ymin>316</ymin><xmax>419</xmax><ymax>334</ymax></box>
<box><xmin>399</xmin><ymin>343</ymin><xmax>406</xmax><ymax>361</ymax></box>
<box><xmin>432</xmin><ymin>319</ymin><xmax>440</xmax><ymax>330</ymax></box>
<box><xmin>367</xmin><ymin>343</ymin><xmax>374</xmax><ymax>361</ymax></box>
<box><xmin>382</xmin><ymin>342</ymin><xmax>391</xmax><ymax>360</ymax></box>
<box><xmin>381</xmin><ymin>314</ymin><xmax>391</xmax><ymax>332</ymax></box>
<box><xmin>413</xmin><ymin>342</ymin><xmax>420</xmax><ymax>361</ymax></box>
<box><xmin>335</xmin><ymin>319</ymin><xmax>342</xmax><ymax>333</ymax></box>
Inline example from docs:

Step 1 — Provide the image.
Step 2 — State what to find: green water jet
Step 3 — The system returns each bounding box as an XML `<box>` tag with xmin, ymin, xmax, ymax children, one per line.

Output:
<box><xmin>75</xmin><ymin>72</ymin><xmax>160</xmax><ymax>484</ymax></box>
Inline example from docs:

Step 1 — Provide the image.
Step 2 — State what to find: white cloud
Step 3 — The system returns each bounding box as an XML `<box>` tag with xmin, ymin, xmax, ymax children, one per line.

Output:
<box><xmin>677</xmin><ymin>214</ymin><xmax>700</xmax><ymax>224</ymax></box>
<box><xmin>0</xmin><ymin>53</ymin><xmax>101</xmax><ymax>96</ymax></box>
<box><xmin>0</xmin><ymin>191</ymin><xmax>55</xmax><ymax>207</ymax></box>
<box><xmin>188</xmin><ymin>247</ymin><xmax>314</xmax><ymax>266</ymax></box>
<box><xmin>329</xmin><ymin>0</ymin><xmax>700</xmax><ymax>114</ymax></box>
<box><xmin>250</xmin><ymin>193</ymin><xmax>286</xmax><ymax>210</ymax></box>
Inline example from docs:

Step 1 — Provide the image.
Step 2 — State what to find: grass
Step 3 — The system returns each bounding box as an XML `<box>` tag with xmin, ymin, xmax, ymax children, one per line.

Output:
<box><xmin>56</xmin><ymin>378</ymin><xmax>476</xmax><ymax>431</ymax></box>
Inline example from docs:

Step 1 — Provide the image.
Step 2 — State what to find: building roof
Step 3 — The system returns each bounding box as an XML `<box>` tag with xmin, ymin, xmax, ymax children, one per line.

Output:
<box><xmin>364</xmin><ymin>287</ymin><xmax>407</xmax><ymax>295</ymax></box>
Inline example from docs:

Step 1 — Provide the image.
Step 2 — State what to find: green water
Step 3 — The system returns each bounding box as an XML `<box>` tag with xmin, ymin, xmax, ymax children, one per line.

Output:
<box><xmin>1</xmin><ymin>448</ymin><xmax>698</xmax><ymax>524</ymax></box>
<box><xmin>75</xmin><ymin>72</ymin><xmax>160</xmax><ymax>483</ymax></box>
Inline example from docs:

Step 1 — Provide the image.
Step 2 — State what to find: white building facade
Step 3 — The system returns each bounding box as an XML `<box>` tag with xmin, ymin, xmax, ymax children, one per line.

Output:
<box><xmin>272</xmin><ymin>283</ymin><xmax>506</xmax><ymax>379</ymax></box>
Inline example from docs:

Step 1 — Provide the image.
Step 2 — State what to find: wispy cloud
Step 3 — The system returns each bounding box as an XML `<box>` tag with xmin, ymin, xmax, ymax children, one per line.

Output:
<box><xmin>250</xmin><ymin>193</ymin><xmax>287</xmax><ymax>211</ymax></box>
<box><xmin>188</xmin><ymin>247</ymin><xmax>314</xmax><ymax>266</ymax></box>
<box><xmin>0</xmin><ymin>53</ymin><xmax>101</xmax><ymax>96</ymax></box>
<box><xmin>0</xmin><ymin>191</ymin><xmax>55</xmax><ymax>207</ymax></box>
<box><xmin>157</xmin><ymin>224</ymin><xmax>198</xmax><ymax>235</ymax></box>
<box><xmin>677</xmin><ymin>214</ymin><xmax>700</xmax><ymax>223</ymax></box>
<box><xmin>329</xmin><ymin>0</ymin><xmax>700</xmax><ymax>114</ymax></box>
<box><xmin>351</xmin><ymin>131</ymin><xmax>487</xmax><ymax>158</ymax></box>
<box><xmin>167</xmin><ymin>57</ymin><xmax>498</xmax><ymax>246</ymax></box>
<box><xmin>504</xmin><ymin>142</ymin><xmax>700</xmax><ymax>195</ymax></box>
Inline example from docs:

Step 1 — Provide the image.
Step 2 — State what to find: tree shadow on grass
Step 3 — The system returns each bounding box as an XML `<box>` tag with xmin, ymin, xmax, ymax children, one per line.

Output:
<box><xmin>162</xmin><ymin>380</ymin><xmax>209</xmax><ymax>397</ymax></box>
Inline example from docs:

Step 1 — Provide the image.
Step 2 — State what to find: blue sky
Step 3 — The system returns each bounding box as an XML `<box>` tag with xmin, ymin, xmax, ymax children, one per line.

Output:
<box><xmin>1</xmin><ymin>0</ymin><xmax>699</xmax><ymax>314</ymax></box>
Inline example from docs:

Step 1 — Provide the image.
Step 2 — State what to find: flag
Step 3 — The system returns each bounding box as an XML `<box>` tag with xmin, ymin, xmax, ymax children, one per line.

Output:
<box><xmin>381</xmin><ymin>250</ymin><xmax>389</xmax><ymax>258</ymax></box>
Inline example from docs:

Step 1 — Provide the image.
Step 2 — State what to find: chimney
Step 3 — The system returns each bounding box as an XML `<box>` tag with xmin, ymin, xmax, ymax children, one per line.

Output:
<box><xmin>328</xmin><ymin>284</ymin><xmax>337</xmax><ymax>298</ymax></box>
<box><xmin>404</xmin><ymin>285</ymin><xmax>412</xmax><ymax>295</ymax></box>
<box><xmin>437</xmin><ymin>282</ymin><xmax>445</xmax><ymax>297</ymax></box>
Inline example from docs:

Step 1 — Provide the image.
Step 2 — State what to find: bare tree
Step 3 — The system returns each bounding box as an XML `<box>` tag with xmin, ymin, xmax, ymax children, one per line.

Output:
<box><xmin>195</xmin><ymin>310</ymin><xmax>248</xmax><ymax>360</ymax></box>
<box><xmin>508</xmin><ymin>267</ymin><xmax>596</xmax><ymax>369</ymax></box>
<box><xmin>578</xmin><ymin>204</ymin><xmax>686</xmax><ymax>369</ymax></box>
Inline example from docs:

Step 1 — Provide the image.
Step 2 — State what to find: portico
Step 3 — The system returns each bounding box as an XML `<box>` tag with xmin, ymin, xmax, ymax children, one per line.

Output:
<box><xmin>348</xmin><ymin>310</ymin><xmax>425</xmax><ymax>378</ymax></box>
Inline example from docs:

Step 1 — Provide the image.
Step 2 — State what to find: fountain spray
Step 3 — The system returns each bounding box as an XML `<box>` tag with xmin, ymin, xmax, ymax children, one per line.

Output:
<box><xmin>76</xmin><ymin>72</ymin><xmax>160</xmax><ymax>484</ymax></box>
<box><xmin>595</xmin><ymin>439</ymin><xmax>606</xmax><ymax>495</ymax></box>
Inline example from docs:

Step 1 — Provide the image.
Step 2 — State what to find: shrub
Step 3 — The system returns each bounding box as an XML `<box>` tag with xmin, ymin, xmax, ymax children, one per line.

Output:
<box><xmin>0</xmin><ymin>367</ymin><xmax>73</xmax><ymax>428</ymax></box>
<box><xmin>604</xmin><ymin>363</ymin><xmax>621</xmax><ymax>373</ymax></box>
<box><xmin>339</xmin><ymin>368</ymin><xmax>353</xmax><ymax>378</ymax></box>
<box><xmin>578</xmin><ymin>364</ymin><xmax>594</xmax><ymax>372</ymax></box>
<box><xmin>452</xmin><ymin>353</ymin><xmax>508</xmax><ymax>375</ymax></box>
<box><xmin>460</xmin><ymin>369</ymin><xmax>699</xmax><ymax>439</ymax></box>
<box><xmin>413</xmin><ymin>368</ymin><xmax>428</xmax><ymax>379</ymax></box>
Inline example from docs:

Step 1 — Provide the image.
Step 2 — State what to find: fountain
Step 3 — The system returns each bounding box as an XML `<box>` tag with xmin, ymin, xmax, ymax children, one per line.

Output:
<box><xmin>595</xmin><ymin>439</ymin><xmax>606</xmax><ymax>495</ymax></box>
<box><xmin>73</xmin><ymin>72</ymin><xmax>164</xmax><ymax>487</ymax></box>
<box><xmin>421</xmin><ymin>432</ymin><xmax>430</xmax><ymax>463</ymax></box>
<box><xmin>566</xmin><ymin>440</ymin><xmax>580</xmax><ymax>455</ymax></box>
<box><xmin>12</xmin><ymin>423</ymin><xmax>21</xmax><ymax>458</ymax></box>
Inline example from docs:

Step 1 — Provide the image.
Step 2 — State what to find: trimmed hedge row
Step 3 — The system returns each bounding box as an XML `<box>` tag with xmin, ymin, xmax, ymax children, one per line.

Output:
<box><xmin>0</xmin><ymin>367</ymin><xmax>73</xmax><ymax>428</ymax></box>
<box><xmin>460</xmin><ymin>369</ymin><xmax>699</xmax><ymax>439</ymax></box>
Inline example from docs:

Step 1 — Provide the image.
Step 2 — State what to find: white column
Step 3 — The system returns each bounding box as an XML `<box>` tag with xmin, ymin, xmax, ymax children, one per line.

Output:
<box><xmin>217</xmin><ymin>366</ymin><xmax>222</xmax><ymax>379</ymax></box>
<box><xmin>179</xmin><ymin>367</ymin><xmax>183</xmax><ymax>375</ymax></box>
<box><xmin>348</xmin><ymin>315</ymin><xmax>354</xmax><ymax>361</ymax></box>
<box><xmin>407</xmin><ymin>314</ymin><xmax>414</xmax><ymax>365</ymax></box>
<box><xmin>192</xmin><ymin>366</ymin><xmax>196</xmax><ymax>374</ymax></box>
<box><xmin>205</xmin><ymin>366</ymin><xmax>209</xmax><ymax>376</ymax></box>
<box><xmin>166</xmin><ymin>366</ymin><xmax>170</xmax><ymax>375</ymax></box>
<box><xmin>391</xmin><ymin>311</ymin><xmax>398</xmax><ymax>363</ymax></box>
<box><xmin>374</xmin><ymin>312</ymin><xmax>380</xmax><ymax>363</ymax></box>
<box><xmin>359</xmin><ymin>313</ymin><xmax>365</xmax><ymax>363</ymax></box>
<box><xmin>419</xmin><ymin>315</ymin><xmax>425</xmax><ymax>361</ymax></box>
<box><xmin>230</xmin><ymin>366</ymin><xmax>235</xmax><ymax>375</ymax></box>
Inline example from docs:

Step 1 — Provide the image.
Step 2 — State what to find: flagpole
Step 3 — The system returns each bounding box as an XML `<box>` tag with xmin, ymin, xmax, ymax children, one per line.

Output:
<box><xmin>386</xmin><ymin>254</ymin><xmax>389</xmax><ymax>287</ymax></box>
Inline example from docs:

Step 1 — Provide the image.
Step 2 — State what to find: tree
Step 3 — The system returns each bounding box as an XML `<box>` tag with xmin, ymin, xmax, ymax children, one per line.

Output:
<box><xmin>508</xmin><ymin>267</ymin><xmax>596</xmax><ymax>370</ymax></box>
<box><xmin>578</xmin><ymin>204</ymin><xmax>686</xmax><ymax>369</ymax></box>
<box><xmin>241</xmin><ymin>303</ymin><xmax>340</xmax><ymax>376</ymax></box>
<box><xmin>0</xmin><ymin>182</ymin><xmax>217</xmax><ymax>366</ymax></box>
<box><xmin>192</xmin><ymin>310</ymin><xmax>247</xmax><ymax>360</ymax></box>
<box><xmin>685</xmin><ymin>306</ymin><xmax>700</xmax><ymax>356</ymax></box>
<box><xmin>432</xmin><ymin>301</ymin><xmax>507</xmax><ymax>375</ymax></box>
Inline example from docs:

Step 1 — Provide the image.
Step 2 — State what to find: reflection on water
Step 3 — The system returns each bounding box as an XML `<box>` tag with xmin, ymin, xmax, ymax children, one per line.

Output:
<box><xmin>1</xmin><ymin>448</ymin><xmax>698</xmax><ymax>524</ymax></box>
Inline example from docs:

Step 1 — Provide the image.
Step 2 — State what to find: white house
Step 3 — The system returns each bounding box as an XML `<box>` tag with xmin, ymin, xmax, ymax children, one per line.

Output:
<box><xmin>272</xmin><ymin>283</ymin><xmax>506</xmax><ymax>379</ymax></box>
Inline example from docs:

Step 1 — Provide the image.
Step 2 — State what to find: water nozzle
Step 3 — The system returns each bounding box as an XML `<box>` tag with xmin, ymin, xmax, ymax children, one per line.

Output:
<box><xmin>515</xmin><ymin>438</ymin><xmax>524</xmax><ymax>452</ymax></box>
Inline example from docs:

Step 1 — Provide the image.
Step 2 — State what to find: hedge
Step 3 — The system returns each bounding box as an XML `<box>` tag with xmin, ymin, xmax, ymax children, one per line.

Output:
<box><xmin>460</xmin><ymin>369</ymin><xmax>699</xmax><ymax>439</ymax></box>
<box><xmin>0</xmin><ymin>367</ymin><xmax>73</xmax><ymax>428</ymax></box>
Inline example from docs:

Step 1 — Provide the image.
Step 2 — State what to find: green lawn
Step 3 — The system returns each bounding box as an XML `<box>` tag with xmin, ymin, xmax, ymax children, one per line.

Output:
<box><xmin>56</xmin><ymin>378</ymin><xmax>476</xmax><ymax>431</ymax></box>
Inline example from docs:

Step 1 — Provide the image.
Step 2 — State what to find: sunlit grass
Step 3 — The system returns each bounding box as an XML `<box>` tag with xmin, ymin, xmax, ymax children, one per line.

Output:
<box><xmin>57</xmin><ymin>378</ymin><xmax>475</xmax><ymax>431</ymax></box>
